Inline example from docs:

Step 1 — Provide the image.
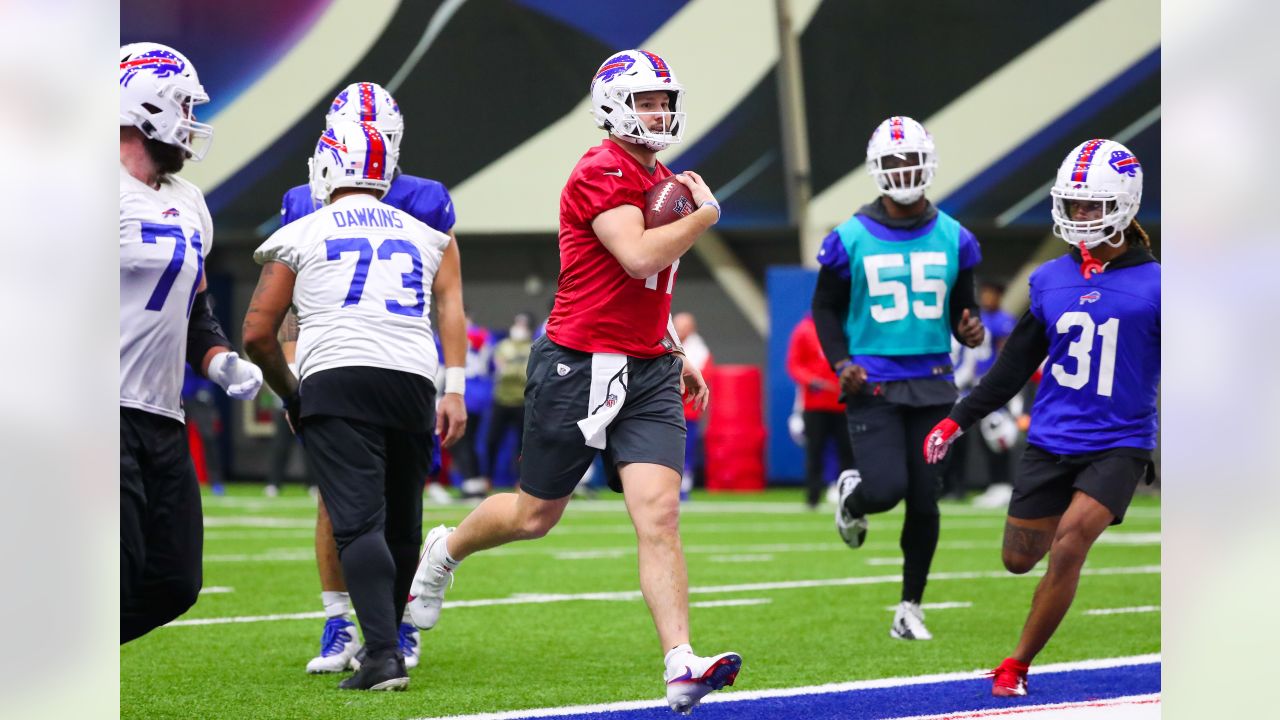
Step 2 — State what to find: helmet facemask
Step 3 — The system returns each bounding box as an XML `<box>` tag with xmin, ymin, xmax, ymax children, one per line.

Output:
<box><xmin>1051</xmin><ymin>189</ymin><xmax>1135</xmax><ymax>250</ymax></box>
<box><xmin>604</xmin><ymin>87</ymin><xmax>685</xmax><ymax>151</ymax></box>
<box><xmin>869</xmin><ymin>148</ymin><xmax>936</xmax><ymax>205</ymax></box>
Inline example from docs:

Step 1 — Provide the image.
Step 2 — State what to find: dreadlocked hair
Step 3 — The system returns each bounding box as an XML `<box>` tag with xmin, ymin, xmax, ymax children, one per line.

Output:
<box><xmin>1123</xmin><ymin>219</ymin><xmax>1152</xmax><ymax>250</ymax></box>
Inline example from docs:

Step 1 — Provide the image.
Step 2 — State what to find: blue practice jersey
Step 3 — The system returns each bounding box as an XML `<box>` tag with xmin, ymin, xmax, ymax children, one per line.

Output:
<box><xmin>1026</xmin><ymin>255</ymin><xmax>1160</xmax><ymax>454</ymax></box>
<box><xmin>281</xmin><ymin>173</ymin><xmax>456</xmax><ymax>232</ymax></box>
<box><xmin>817</xmin><ymin>211</ymin><xmax>981</xmax><ymax>381</ymax></box>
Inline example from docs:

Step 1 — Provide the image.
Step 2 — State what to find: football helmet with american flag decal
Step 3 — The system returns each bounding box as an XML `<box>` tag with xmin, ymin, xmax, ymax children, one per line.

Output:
<box><xmin>866</xmin><ymin>116</ymin><xmax>936</xmax><ymax>205</ymax></box>
<box><xmin>1051</xmin><ymin>138</ymin><xmax>1143</xmax><ymax>249</ymax></box>
<box><xmin>308</xmin><ymin>120</ymin><xmax>396</xmax><ymax>204</ymax></box>
<box><xmin>590</xmin><ymin>49</ymin><xmax>686</xmax><ymax>151</ymax></box>
<box><xmin>326</xmin><ymin>82</ymin><xmax>405</xmax><ymax>161</ymax></box>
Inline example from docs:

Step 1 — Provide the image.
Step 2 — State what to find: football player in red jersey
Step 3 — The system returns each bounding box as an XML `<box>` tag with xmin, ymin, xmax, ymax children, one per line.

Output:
<box><xmin>408</xmin><ymin>50</ymin><xmax>740</xmax><ymax>714</ymax></box>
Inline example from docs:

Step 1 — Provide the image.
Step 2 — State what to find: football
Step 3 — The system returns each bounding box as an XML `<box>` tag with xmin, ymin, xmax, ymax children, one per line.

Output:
<box><xmin>643</xmin><ymin>176</ymin><xmax>697</xmax><ymax>228</ymax></box>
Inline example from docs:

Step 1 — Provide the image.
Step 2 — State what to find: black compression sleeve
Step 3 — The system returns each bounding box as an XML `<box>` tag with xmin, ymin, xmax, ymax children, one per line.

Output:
<box><xmin>187</xmin><ymin>290</ymin><xmax>232</xmax><ymax>371</ymax></box>
<box><xmin>950</xmin><ymin>268</ymin><xmax>979</xmax><ymax>337</ymax></box>
<box><xmin>950</xmin><ymin>309</ymin><xmax>1049</xmax><ymax>429</ymax></box>
<box><xmin>812</xmin><ymin>266</ymin><xmax>853</xmax><ymax>371</ymax></box>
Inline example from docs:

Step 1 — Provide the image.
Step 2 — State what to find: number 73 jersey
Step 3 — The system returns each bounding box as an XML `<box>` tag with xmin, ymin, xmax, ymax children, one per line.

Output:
<box><xmin>1027</xmin><ymin>254</ymin><xmax>1160</xmax><ymax>454</ymax></box>
<box><xmin>253</xmin><ymin>193</ymin><xmax>452</xmax><ymax>382</ymax></box>
<box><xmin>120</xmin><ymin>165</ymin><xmax>214</xmax><ymax>422</ymax></box>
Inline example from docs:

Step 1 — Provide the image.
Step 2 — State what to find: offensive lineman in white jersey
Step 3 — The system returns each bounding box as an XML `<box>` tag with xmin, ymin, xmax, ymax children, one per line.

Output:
<box><xmin>120</xmin><ymin>43</ymin><xmax>263</xmax><ymax>643</ymax></box>
<box><xmin>243</xmin><ymin>120</ymin><xmax>468</xmax><ymax>691</ymax></box>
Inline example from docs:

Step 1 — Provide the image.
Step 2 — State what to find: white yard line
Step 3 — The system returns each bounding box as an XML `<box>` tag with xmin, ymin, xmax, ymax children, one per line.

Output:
<box><xmin>689</xmin><ymin>598</ymin><xmax>773</xmax><ymax>609</ymax></box>
<box><xmin>892</xmin><ymin>694</ymin><xmax>1159</xmax><ymax>719</ymax></box>
<box><xmin>1084</xmin><ymin>606</ymin><xmax>1160</xmax><ymax>616</ymax></box>
<box><xmin>167</xmin><ymin>565</ymin><xmax>1158</xmax><ymax>628</ymax></box>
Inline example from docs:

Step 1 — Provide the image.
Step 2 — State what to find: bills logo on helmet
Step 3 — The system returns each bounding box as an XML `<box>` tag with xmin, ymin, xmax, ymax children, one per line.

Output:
<box><xmin>1069</xmin><ymin>139</ymin><xmax>1106</xmax><ymax>182</ymax></box>
<box><xmin>329</xmin><ymin>90</ymin><xmax>349</xmax><ymax>114</ymax></box>
<box><xmin>119</xmin><ymin>49</ymin><xmax>184</xmax><ymax>87</ymax></box>
<box><xmin>594</xmin><ymin>53</ymin><xmax>636</xmax><ymax>85</ymax></box>
<box><xmin>1108</xmin><ymin>149</ymin><xmax>1141</xmax><ymax>177</ymax></box>
<box><xmin>638</xmin><ymin>50</ymin><xmax>673</xmax><ymax>82</ymax></box>
<box><xmin>161</xmin><ymin>207</ymin><xmax>181</xmax><ymax>217</ymax></box>
<box><xmin>1079</xmin><ymin>290</ymin><xmax>1101</xmax><ymax>304</ymax></box>
<box><xmin>317</xmin><ymin>129</ymin><xmax>347</xmax><ymax>165</ymax></box>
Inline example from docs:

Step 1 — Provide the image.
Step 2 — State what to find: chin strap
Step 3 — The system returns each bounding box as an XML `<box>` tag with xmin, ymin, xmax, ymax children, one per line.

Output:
<box><xmin>1078</xmin><ymin>241</ymin><xmax>1105</xmax><ymax>279</ymax></box>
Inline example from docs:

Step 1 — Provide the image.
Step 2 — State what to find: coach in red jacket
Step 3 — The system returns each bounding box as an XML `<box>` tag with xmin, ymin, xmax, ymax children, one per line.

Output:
<box><xmin>787</xmin><ymin>315</ymin><xmax>855</xmax><ymax>508</ymax></box>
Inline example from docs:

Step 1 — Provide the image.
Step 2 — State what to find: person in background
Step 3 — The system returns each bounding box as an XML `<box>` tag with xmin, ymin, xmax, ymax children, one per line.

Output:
<box><xmin>673</xmin><ymin>311</ymin><xmax>712</xmax><ymax>501</ymax></box>
<box><xmin>487</xmin><ymin>313</ymin><xmax>534</xmax><ymax>485</ymax></box>
<box><xmin>453</xmin><ymin>310</ymin><xmax>494</xmax><ymax>499</ymax></box>
<box><xmin>786</xmin><ymin>314</ymin><xmax>854</xmax><ymax>509</ymax></box>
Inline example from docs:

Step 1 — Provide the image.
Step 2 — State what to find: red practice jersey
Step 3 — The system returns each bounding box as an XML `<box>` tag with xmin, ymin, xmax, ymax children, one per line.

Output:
<box><xmin>545</xmin><ymin>140</ymin><xmax>678</xmax><ymax>358</ymax></box>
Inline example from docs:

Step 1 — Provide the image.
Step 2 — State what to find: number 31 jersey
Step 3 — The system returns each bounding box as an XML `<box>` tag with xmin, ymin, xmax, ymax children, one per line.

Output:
<box><xmin>253</xmin><ymin>193</ymin><xmax>451</xmax><ymax>382</ymax></box>
<box><xmin>1027</xmin><ymin>254</ymin><xmax>1160</xmax><ymax>454</ymax></box>
<box><xmin>120</xmin><ymin>165</ymin><xmax>214</xmax><ymax>422</ymax></box>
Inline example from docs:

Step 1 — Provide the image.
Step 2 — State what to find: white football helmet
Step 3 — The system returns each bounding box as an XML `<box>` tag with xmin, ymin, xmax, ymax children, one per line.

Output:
<box><xmin>979</xmin><ymin>409</ymin><xmax>1019</xmax><ymax>453</ymax></box>
<box><xmin>1050</xmin><ymin>138</ymin><xmax>1143</xmax><ymax>249</ymax></box>
<box><xmin>326</xmin><ymin>82</ymin><xmax>404</xmax><ymax>160</ymax></box>
<box><xmin>119</xmin><ymin>42</ymin><xmax>213</xmax><ymax>161</ymax></box>
<box><xmin>590</xmin><ymin>49</ymin><xmax>685</xmax><ymax>151</ymax></box>
<box><xmin>308</xmin><ymin>120</ymin><xmax>396</xmax><ymax>204</ymax></box>
<box><xmin>866</xmin><ymin>116</ymin><xmax>936</xmax><ymax>205</ymax></box>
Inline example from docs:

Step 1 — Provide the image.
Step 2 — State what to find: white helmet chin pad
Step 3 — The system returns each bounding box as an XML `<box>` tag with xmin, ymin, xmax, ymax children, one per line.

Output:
<box><xmin>119</xmin><ymin>42</ymin><xmax>213</xmax><ymax>161</ymax></box>
<box><xmin>867</xmin><ymin>116</ymin><xmax>936</xmax><ymax>204</ymax></box>
<box><xmin>590</xmin><ymin>50</ymin><xmax>686</xmax><ymax>151</ymax></box>
<box><xmin>1050</xmin><ymin>139</ymin><xmax>1143</xmax><ymax>250</ymax></box>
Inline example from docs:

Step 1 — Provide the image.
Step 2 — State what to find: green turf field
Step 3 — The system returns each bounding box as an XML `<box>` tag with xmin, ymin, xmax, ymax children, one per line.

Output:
<box><xmin>120</xmin><ymin>486</ymin><xmax>1160</xmax><ymax>719</ymax></box>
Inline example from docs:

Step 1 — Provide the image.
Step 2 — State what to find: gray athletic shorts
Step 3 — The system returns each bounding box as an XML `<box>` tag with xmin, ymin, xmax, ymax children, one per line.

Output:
<box><xmin>518</xmin><ymin>336</ymin><xmax>686</xmax><ymax>500</ymax></box>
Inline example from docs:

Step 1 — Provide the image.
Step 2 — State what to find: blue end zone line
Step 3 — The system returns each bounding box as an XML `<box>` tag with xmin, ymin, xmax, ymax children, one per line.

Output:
<box><xmin>409</xmin><ymin>655</ymin><xmax>1159</xmax><ymax>720</ymax></box>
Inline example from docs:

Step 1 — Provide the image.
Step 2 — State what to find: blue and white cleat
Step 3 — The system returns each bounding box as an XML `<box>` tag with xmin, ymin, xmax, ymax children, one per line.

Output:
<box><xmin>664</xmin><ymin>650</ymin><xmax>742</xmax><ymax>715</ymax></box>
<box><xmin>398</xmin><ymin>622</ymin><xmax>421</xmax><ymax>669</ymax></box>
<box><xmin>306</xmin><ymin>616</ymin><xmax>362</xmax><ymax>673</ymax></box>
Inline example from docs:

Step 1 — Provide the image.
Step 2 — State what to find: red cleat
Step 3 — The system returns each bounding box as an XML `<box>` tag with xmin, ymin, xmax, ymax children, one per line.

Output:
<box><xmin>989</xmin><ymin>657</ymin><xmax>1029</xmax><ymax>697</ymax></box>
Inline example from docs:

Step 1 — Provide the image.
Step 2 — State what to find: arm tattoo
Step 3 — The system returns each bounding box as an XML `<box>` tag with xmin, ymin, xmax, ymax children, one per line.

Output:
<box><xmin>1003</xmin><ymin>520</ymin><xmax>1053</xmax><ymax>558</ymax></box>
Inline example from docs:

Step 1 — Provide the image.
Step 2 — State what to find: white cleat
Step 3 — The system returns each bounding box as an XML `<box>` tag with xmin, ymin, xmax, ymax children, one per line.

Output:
<box><xmin>834</xmin><ymin>469</ymin><xmax>868</xmax><ymax>549</ymax></box>
<box><xmin>664</xmin><ymin>650</ymin><xmax>742</xmax><ymax>715</ymax></box>
<box><xmin>305</xmin><ymin>616</ymin><xmax>362</xmax><ymax>673</ymax></box>
<box><xmin>890</xmin><ymin>601</ymin><xmax>933</xmax><ymax>640</ymax></box>
<box><xmin>408</xmin><ymin>525</ymin><xmax>455</xmax><ymax>630</ymax></box>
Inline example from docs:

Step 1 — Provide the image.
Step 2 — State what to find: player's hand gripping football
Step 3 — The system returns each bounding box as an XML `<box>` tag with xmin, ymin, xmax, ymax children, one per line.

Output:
<box><xmin>673</xmin><ymin>171</ymin><xmax>719</xmax><ymax>220</ymax></box>
<box><xmin>436</xmin><ymin>392</ymin><xmax>468</xmax><ymax>448</ymax></box>
<box><xmin>923</xmin><ymin>418</ymin><xmax>962</xmax><ymax>464</ymax></box>
<box><xmin>207</xmin><ymin>351</ymin><xmax>264</xmax><ymax>400</ymax></box>
<box><xmin>677</xmin><ymin>354</ymin><xmax>710</xmax><ymax>412</ymax></box>
<box><xmin>956</xmin><ymin>309</ymin><xmax>985</xmax><ymax>348</ymax></box>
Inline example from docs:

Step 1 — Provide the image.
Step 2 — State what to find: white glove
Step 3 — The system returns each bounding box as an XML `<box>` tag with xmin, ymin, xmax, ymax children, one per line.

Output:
<box><xmin>207</xmin><ymin>351</ymin><xmax>264</xmax><ymax>400</ymax></box>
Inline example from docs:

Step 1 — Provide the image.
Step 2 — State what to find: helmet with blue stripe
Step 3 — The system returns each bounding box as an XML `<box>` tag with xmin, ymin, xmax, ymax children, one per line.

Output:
<box><xmin>308</xmin><ymin>120</ymin><xmax>396</xmax><ymax>204</ymax></box>
<box><xmin>119</xmin><ymin>42</ymin><xmax>213</xmax><ymax>161</ymax></box>
<box><xmin>326</xmin><ymin>82</ymin><xmax>405</xmax><ymax>161</ymax></box>
<box><xmin>1051</xmin><ymin>138</ymin><xmax>1143</xmax><ymax>250</ymax></box>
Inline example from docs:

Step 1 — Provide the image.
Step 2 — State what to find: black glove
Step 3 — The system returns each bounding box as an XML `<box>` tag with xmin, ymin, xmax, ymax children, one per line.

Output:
<box><xmin>284</xmin><ymin>392</ymin><xmax>303</xmax><ymax>433</ymax></box>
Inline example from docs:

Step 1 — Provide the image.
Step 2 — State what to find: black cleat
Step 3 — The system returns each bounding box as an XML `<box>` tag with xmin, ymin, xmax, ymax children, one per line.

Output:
<box><xmin>338</xmin><ymin>652</ymin><xmax>408</xmax><ymax>691</ymax></box>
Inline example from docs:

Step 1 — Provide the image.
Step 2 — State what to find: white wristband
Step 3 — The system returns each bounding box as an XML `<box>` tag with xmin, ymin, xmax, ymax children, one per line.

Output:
<box><xmin>444</xmin><ymin>366</ymin><xmax>466</xmax><ymax>396</ymax></box>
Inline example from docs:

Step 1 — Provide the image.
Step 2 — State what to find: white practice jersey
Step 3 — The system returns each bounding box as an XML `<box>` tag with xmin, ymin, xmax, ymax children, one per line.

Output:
<box><xmin>120</xmin><ymin>165</ymin><xmax>214</xmax><ymax>422</ymax></box>
<box><xmin>254</xmin><ymin>193</ymin><xmax>451</xmax><ymax>381</ymax></box>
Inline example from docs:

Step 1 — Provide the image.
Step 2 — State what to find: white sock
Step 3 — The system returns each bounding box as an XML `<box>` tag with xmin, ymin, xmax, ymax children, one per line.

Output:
<box><xmin>438</xmin><ymin>538</ymin><xmax>460</xmax><ymax>569</ymax></box>
<box><xmin>665</xmin><ymin>643</ymin><xmax>694</xmax><ymax>667</ymax></box>
<box><xmin>401</xmin><ymin>605</ymin><xmax>414</xmax><ymax>624</ymax></box>
<box><xmin>321</xmin><ymin>591</ymin><xmax>351</xmax><ymax>618</ymax></box>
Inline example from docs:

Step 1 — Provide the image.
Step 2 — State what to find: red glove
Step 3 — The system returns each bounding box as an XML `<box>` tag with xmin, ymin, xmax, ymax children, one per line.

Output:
<box><xmin>923</xmin><ymin>418</ymin><xmax>962</xmax><ymax>464</ymax></box>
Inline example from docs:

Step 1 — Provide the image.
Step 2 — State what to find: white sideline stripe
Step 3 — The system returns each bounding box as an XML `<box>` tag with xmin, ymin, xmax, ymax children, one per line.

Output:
<box><xmin>708</xmin><ymin>554</ymin><xmax>774</xmax><ymax>563</ymax></box>
<box><xmin>406</xmin><ymin>655</ymin><xmax>1160</xmax><ymax>720</ymax></box>
<box><xmin>690</xmin><ymin>598</ymin><xmax>772</xmax><ymax>609</ymax></box>
<box><xmin>166</xmin><ymin>565</ymin><xmax>1158</xmax><ymax>628</ymax></box>
<box><xmin>1085</xmin><ymin>605</ymin><xmax>1160</xmax><ymax>616</ymax></box>
<box><xmin>1095</xmin><ymin>532</ymin><xmax>1161</xmax><ymax>545</ymax></box>
<box><xmin>198</xmin><ymin>586</ymin><xmax>234</xmax><ymax>595</ymax></box>
<box><xmin>892</xmin><ymin>694</ymin><xmax>1160</xmax><ymax>720</ymax></box>
<box><xmin>884</xmin><ymin>601</ymin><xmax>971</xmax><ymax>612</ymax></box>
